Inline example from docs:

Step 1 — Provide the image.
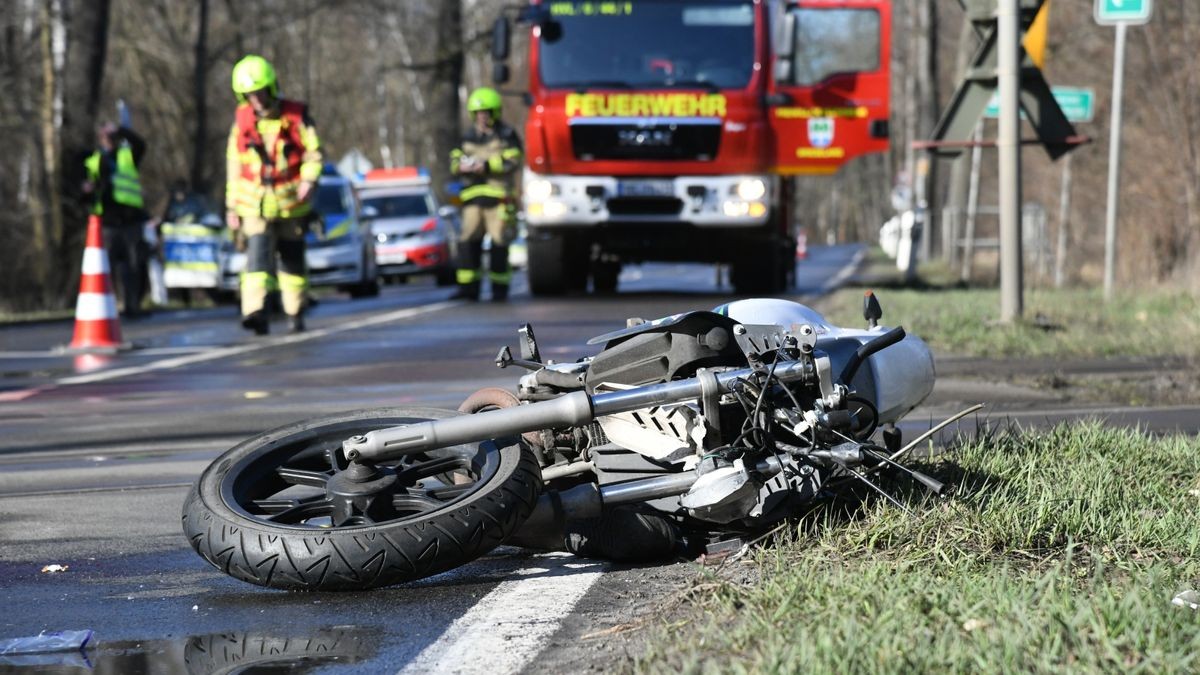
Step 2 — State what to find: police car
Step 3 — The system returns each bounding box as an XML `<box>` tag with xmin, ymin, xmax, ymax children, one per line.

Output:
<box><xmin>222</xmin><ymin>167</ymin><xmax>380</xmax><ymax>298</ymax></box>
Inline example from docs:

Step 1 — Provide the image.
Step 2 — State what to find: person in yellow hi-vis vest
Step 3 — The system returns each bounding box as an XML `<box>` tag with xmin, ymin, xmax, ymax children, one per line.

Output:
<box><xmin>450</xmin><ymin>87</ymin><xmax>523</xmax><ymax>302</ymax></box>
<box><xmin>83</xmin><ymin>122</ymin><xmax>148</xmax><ymax>317</ymax></box>
<box><xmin>225</xmin><ymin>54</ymin><xmax>322</xmax><ymax>335</ymax></box>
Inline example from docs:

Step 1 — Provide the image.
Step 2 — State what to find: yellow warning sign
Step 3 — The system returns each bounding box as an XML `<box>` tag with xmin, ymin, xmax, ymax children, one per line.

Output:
<box><xmin>565</xmin><ymin>93</ymin><xmax>728</xmax><ymax>118</ymax></box>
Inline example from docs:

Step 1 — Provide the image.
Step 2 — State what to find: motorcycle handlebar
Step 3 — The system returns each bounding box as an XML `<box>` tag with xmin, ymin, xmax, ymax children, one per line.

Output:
<box><xmin>837</xmin><ymin>326</ymin><xmax>906</xmax><ymax>387</ymax></box>
<box><xmin>345</xmin><ymin>360</ymin><xmax>816</xmax><ymax>464</ymax></box>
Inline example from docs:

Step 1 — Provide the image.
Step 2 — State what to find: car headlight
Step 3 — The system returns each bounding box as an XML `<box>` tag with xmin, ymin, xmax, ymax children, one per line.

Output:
<box><xmin>526</xmin><ymin>178</ymin><xmax>555</xmax><ymax>202</ymax></box>
<box><xmin>736</xmin><ymin>178</ymin><xmax>767</xmax><ymax>201</ymax></box>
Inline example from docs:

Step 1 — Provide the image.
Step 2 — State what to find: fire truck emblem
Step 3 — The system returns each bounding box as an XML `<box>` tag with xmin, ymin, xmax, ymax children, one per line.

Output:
<box><xmin>808</xmin><ymin>117</ymin><xmax>835</xmax><ymax>148</ymax></box>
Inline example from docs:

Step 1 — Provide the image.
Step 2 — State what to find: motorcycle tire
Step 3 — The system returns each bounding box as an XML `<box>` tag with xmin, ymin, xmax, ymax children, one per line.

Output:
<box><xmin>182</xmin><ymin>406</ymin><xmax>540</xmax><ymax>591</ymax></box>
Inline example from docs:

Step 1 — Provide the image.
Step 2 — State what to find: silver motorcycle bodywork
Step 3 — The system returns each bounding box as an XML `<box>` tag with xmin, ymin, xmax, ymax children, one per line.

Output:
<box><xmin>343</xmin><ymin>299</ymin><xmax>937</xmax><ymax>530</ymax></box>
<box><xmin>720</xmin><ymin>298</ymin><xmax>935</xmax><ymax>424</ymax></box>
<box><xmin>185</xmin><ymin>297</ymin><xmax>948</xmax><ymax>590</ymax></box>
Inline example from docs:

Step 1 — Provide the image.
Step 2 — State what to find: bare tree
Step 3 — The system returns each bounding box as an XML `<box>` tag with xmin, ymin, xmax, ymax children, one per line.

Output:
<box><xmin>191</xmin><ymin>0</ymin><xmax>209</xmax><ymax>189</ymax></box>
<box><xmin>429</xmin><ymin>1</ymin><xmax>464</xmax><ymax>203</ymax></box>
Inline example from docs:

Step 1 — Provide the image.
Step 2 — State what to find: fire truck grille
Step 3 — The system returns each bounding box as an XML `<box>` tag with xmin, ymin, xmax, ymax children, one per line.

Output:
<box><xmin>606</xmin><ymin>197</ymin><xmax>684</xmax><ymax>216</ymax></box>
<box><xmin>570</xmin><ymin>122</ymin><xmax>721</xmax><ymax>161</ymax></box>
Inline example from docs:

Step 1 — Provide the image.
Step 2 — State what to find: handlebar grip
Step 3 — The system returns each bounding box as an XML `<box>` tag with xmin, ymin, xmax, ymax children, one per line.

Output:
<box><xmin>837</xmin><ymin>326</ymin><xmax>906</xmax><ymax>386</ymax></box>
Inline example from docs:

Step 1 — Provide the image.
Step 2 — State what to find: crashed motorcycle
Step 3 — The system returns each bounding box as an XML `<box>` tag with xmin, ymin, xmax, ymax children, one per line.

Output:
<box><xmin>184</xmin><ymin>296</ymin><xmax>949</xmax><ymax>591</ymax></box>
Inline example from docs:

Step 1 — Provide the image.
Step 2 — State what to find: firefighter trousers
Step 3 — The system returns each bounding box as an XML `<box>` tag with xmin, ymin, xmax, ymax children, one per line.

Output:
<box><xmin>240</xmin><ymin>215</ymin><xmax>308</xmax><ymax>317</ymax></box>
<box><xmin>456</xmin><ymin>202</ymin><xmax>513</xmax><ymax>294</ymax></box>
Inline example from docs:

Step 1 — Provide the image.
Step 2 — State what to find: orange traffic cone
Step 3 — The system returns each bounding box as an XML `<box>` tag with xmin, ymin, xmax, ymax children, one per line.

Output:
<box><xmin>795</xmin><ymin>231</ymin><xmax>809</xmax><ymax>260</ymax></box>
<box><xmin>68</xmin><ymin>214</ymin><xmax>124</xmax><ymax>353</ymax></box>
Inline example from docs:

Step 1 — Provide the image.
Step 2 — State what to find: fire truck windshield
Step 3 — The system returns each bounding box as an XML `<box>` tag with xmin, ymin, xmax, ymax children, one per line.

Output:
<box><xmin>539</xmin><ymin>1</ymin><xmax>756</xmax><ymax>91</ymax></box>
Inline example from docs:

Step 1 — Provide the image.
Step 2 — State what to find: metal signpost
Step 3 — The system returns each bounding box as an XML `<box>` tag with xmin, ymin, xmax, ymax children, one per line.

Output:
<box><xmin>997</xmin><ymin>0</ymin><xmax>1022</xmax><ymax>322</ymax></box>
<box><xmin>1096</xmin><ymin>0</ymin><xmax>1152</xmax><ymax>301</ymax></box>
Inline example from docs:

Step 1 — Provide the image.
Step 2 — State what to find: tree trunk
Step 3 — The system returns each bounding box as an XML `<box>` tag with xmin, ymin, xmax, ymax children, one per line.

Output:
<box><xmin>429</xmin><ymin>1</ymin><xmax>464</xmax><ymax>204</ymax></box>
<box><xmin>55</xmin><ymin>0</ymin><xmax>111</xmax><ymax>303</ymax></box>
<box><xmin>191</xmin><ymin>0</ymin><xmax>209</xmax><ymax>189</ymax></box>
<box><xmin>916</xmin><ymin>0</ymin><xmax>939</xmax><ymax>262</ymax></box>
<box><xmin>36</xmin><ymin>0</ymin><xmax>65</xmax><ymax>302</ymax></box>
<box><xmin>943</xmin><ymin>14</ymin><xmax>978</xmax><ymax>265</ymax></box>
<box><xmin>384</xmin><ymin>10</ymin><xmax>428</xmax><ymax>170</ymax></box>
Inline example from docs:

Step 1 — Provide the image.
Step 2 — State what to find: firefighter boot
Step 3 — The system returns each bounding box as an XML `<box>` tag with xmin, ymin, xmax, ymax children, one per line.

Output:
<box><xmin>491</xmin><ymin>283</ymin><xmax>509</xmax><ymax>303</ymax></box>
<box><xmin>450</xmin><ymin>280</ymin><xmax>480</xmax><ymax>301</ymax></box>
<box><xmin>241</xmin><ymin>310</ymin><xmax>270</xmax><ymax>336</ymax></box>
<box><xmin>287</xmin><ymin>312</ymin><xmax>305</xmax><ymax>334</ymax></box>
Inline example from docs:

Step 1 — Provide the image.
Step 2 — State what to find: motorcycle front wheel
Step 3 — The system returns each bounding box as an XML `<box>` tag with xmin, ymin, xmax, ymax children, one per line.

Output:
<box><xmin>182</xmin><ymin>407</ymin><xmax>540</xmax><ymax>591</ymax></box>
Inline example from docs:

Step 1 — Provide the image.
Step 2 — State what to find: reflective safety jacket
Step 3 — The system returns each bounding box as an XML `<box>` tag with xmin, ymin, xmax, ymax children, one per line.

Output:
<box><xmin>84</xmin><ymin>144</ymin><xmax>144</xmax><ymax>215</ymax></box>
<box><xmin>225</xmin><ymin>99</ymin><xmax>322</xmax><ymax>219</ymax></box>
<box><xmin>450</xmin><ymin>122</ymin><xmax>522</xmax><ymax>204</ymax></box>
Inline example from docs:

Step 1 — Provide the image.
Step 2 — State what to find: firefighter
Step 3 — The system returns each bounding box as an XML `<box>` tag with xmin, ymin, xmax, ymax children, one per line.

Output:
<box><xmin>450</xmin><ymin>87</ymin><xmax>523</xmax><ymax>302</ymax></box>
<box><xmin>225</xmin><ymin>54</ymin><xmax>322</xmax><ymax>335</ymax></box>
<box><xmin>83</xmin><ymin>122</ymin><xmax>149</xmax><ymax>318</ymax></box>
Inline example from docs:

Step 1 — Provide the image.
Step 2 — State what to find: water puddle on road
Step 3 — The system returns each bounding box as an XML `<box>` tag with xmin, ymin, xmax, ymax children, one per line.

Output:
<box><xmin>0</xmin><ymin>626</ymin><xmax>379</xmax><ymax>674</ymax></box>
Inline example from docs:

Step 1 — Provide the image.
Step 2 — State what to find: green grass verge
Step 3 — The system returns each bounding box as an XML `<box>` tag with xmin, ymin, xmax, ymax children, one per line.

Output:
<box><xmin>636</xmin><ymin>423</ymin><xmax>1200</xmax><ymax>673</ymax></box>
<box><xmin>816</xmin><ymin>278</ymin><xmax>1200</xmax><ymax>360</ymax></box>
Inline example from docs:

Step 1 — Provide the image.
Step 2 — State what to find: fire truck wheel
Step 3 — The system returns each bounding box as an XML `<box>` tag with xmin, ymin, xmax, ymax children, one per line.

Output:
<box><xmin>732</xmin><ymin>246</ymin><xmax>786</xmax><ymax>295</ymax></box>
<box><xmin>528</xmin><ymin>232</ymin><xmax>588</xmax><ymax>296</ymax></box>
<box><xmin>592</xmin><ymin>260</ymin><xmax>620</xmax><ymax>294</ymax></box>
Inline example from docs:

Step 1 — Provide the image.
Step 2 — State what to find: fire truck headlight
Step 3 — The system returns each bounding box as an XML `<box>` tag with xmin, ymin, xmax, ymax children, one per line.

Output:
<box><xmin>529</xmin><ymin>200</ymin><xmax>567</xmax><ymax>219</ymax></box>
<box><xmin>526</xmin><ymin>178</ymin><xmax>556</xmax><ymax>202</ymax></box>
<box><xmin>723</xmin><ymin>201</ymin><xmax>751</xmax><ymax>217</ymax></box>
<box><xmin>542</xmin><ymin>201</ymin><xmax>568</xmax><ymax>219</ymax></box>
<box><xmin>735</xmin><ymin>178</ymin><xmax>766</xmax><ymax>202</ymax></box>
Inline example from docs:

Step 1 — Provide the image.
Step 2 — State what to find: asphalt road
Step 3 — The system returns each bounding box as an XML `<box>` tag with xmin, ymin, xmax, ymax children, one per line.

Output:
<box><xmin>1</xmin><ymin>244</ymin><xmax>1196</xmax><ymax>673</ymax></box>
<box><xmin>0</xmin><ymin>248</ymin><xmax>860</xmax><ymax>674</ymax></box>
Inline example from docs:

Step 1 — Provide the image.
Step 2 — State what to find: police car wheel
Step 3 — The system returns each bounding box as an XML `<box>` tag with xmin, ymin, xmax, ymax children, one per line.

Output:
<box><xmin>182</xmin><ymin>406</ymin><xmax>540</xmax><ymax>591</ymax></box>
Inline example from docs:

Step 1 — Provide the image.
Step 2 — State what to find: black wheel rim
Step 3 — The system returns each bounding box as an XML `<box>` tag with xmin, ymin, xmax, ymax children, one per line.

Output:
<box><xmin>219</xmin><ymin>417</ymin><xmax>502</xmax><ymax>531</ymax></box>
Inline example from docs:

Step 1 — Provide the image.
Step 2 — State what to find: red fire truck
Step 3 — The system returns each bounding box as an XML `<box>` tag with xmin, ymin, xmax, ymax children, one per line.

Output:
<box><xmin>492</xmin><ymin>0</ymin><xmax>891</xmax><ymax>295</ymax></box>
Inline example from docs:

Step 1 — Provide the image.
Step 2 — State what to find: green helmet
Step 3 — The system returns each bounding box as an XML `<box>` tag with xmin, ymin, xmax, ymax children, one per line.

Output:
<box><xmin>467</xmin><ymin>87</ymin><xmax>503</xmax><ymax>116</ymax></box>
<box><xmin>231</xmin><ymin>55</ymin><xmax>278</xmax><ymax>102</ymax></box>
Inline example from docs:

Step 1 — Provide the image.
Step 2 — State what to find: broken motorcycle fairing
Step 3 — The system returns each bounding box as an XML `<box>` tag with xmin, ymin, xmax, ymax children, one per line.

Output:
<box><xmin>183</xmin><ymin>296</ymin><xmax>938</xmax><ymax>591</ymax></box>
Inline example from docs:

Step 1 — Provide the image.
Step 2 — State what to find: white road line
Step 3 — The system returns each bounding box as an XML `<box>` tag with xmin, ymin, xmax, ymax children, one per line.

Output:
<box><xmin>0</xmin><ymin>481</ymin><xmax>192</xmax><ymax>499</ymax></box>
<box><xmin>54</xmin><ymin>300</ymin><xmax>461</xmax><ymax>386</ymax></box>
<box><xmin>819</xmin><ymin>246</ymin><xmax>867</xmax><ymax>294</ymax></box>
<box><xmin>0</xmin><ymin>346</ymin><xmax>214</xmax><ymax>359</ymax></box>
<box><xmin>399</xmin><ymin>552</ymin><xmax>605</xmax><ymax>675</ymax></box>
<box><xmin>0</xmin><ymin>437</ymin><xmax>238</xmax><ymax>464</ymax></box>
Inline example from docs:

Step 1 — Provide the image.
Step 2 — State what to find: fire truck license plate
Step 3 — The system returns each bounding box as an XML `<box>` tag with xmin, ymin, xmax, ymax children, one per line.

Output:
<box><xmin>617</xmin><ymin>179</ymin><xmax>675</xmax><ymax>198</ymax></box>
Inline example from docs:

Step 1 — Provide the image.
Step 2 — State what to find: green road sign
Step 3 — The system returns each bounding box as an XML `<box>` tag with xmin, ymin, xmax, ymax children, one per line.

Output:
<box><xmin>1095</xmin><ymin>0</ymin><xmax>1152</xmax><ymax>25</ymax></box>
<box><xmin>984</xmin><ymin>86</ymin><xmax>1095</xmax><ymax>123</ymax></box>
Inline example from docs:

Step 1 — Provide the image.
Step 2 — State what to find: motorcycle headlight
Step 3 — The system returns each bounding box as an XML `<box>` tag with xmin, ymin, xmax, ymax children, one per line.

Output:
<box><xmin>735</xmin><ymin>178</ymin><xmax>767</xmax><ymax>202</ymax></box>
<box><xmin>526</xmin><ymin>178</ymin><xmax>556</xmax><ymax>202</ymax></box>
